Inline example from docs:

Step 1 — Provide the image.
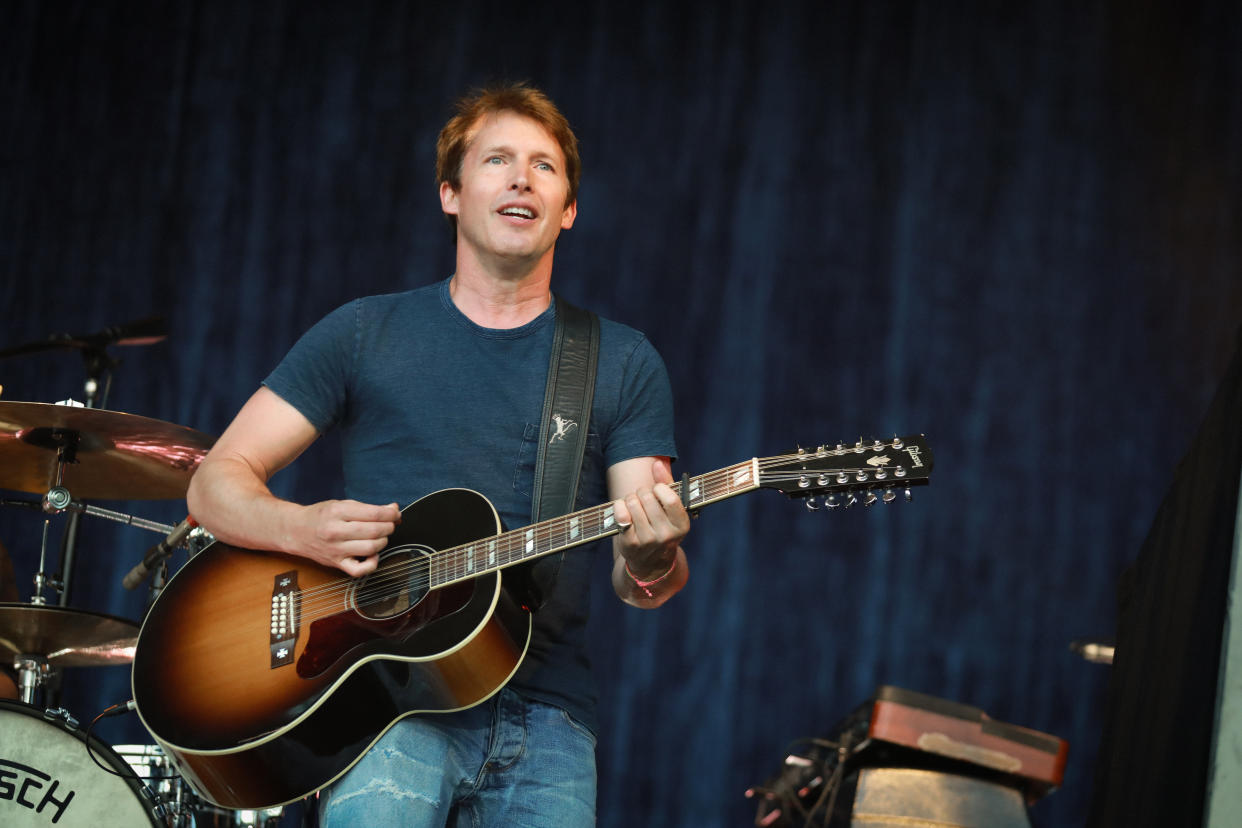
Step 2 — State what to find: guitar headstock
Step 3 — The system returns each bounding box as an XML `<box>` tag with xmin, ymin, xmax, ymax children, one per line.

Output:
<box><xmin>757</xmin><ymin>435</ymin><xmax>932</xmax><ymax>510</ymax></box>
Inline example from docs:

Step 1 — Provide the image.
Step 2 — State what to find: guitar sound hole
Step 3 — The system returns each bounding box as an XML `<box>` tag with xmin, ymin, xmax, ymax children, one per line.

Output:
<box><xmin>351</xmin><ymin>546</ymin><xmax>431</xmax><ymax>620</ymax></box>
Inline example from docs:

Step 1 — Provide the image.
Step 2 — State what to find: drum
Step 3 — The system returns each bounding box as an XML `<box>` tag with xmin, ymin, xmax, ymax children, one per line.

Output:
<box><xmin>0</xmin><ymin>700</ymin><xmax>162</xmax><ymax>827</ymax></box>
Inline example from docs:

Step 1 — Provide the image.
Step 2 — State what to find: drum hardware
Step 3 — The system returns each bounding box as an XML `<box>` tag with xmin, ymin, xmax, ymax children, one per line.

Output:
<box><xmin>185</xmin><ymin>523</ymin><xmax>215</xmax><ymax>556</ymax></box>
<box><xmin>20</xmin><ymin>486</ymin><xmax>214</xmax><ymax>602</ymax></box>
<box><xmin>84</xmin><ymin>703</ymin><xmax>286</xmax><ymax>828</ymax></box>
<box><xmin>13</xmin><ymin>653</ymin><xmax>54</xmax><ymax>705</ymax></box>
<box><xmin>0</xmin><ymin>399</ymin><xmax>215</xmax><ymax>626</ymax></box>
<box><xmin>0</xmin><ymin>331</ymin><xmax>231</xmax><ymax>801</ymax></box>
<box><xmin>82</xmin><ymin>701</ymin><xmax>187</xmax><ymax>824</ymax></box>
<box><xmin>110</xmin><ymin>743</ymin><xmax>190</xmax><ymax>823</ymax></box>
<box><xmin>0</xmin><ymin>603</ymin><xmax>139</xmax><ymax>705</ymax></box>
<box><xmin>0</xmin><ymin>395</ymin><xmax>216</xmax><ymax>645</ymax></box>
<box><xmin>31</xmin><ymin>486</ymin><xmax>181</xmax><ymax>596</ymax></box>
<box><xmin>1</xmin><ymin>318</ymin><xmax>179</xmax><ymax>602</ymax></box>
<box><xmin>0</xmin><ymin>483</ymin><xmax>208</xmax><ymax>707</ymax></box>
<box><xmin>4</xmin><ymin>319</ymin><xmax>130</xmax><ymax>607</ymax></box>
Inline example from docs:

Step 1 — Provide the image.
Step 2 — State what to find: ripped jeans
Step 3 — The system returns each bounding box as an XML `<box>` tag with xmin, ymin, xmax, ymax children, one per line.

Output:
<box><xmin>317</xmin><ymin>688</ymin><xmax>597</xmax><ymax>827</ymax></box>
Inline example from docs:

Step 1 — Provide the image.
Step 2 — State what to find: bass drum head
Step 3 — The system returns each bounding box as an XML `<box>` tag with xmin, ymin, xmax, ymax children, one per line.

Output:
<box><xmin>0</xmin><ymin>699</ymin><xmax>161</xmax><ymax>827</ymax></box>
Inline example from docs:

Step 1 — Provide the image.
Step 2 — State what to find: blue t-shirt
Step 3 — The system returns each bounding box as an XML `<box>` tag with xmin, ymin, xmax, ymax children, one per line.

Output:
<box><xmin>264</xmin><ymin>278</ymin><xmax>676</xmax><ymax>732</ymax></box>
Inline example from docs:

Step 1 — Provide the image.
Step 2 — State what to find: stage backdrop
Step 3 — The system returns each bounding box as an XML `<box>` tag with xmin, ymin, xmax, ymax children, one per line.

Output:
<box><xmin>2</xmin><ymin>2</ymin><xmax>1240</xmax><ymax>826</ymax></box>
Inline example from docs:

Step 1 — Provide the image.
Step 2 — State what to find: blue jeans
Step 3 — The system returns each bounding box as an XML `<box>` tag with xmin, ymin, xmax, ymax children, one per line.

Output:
<box><xmin>317</xmin><ymin>688</ymin><xmax>597</xmax><ymax>827</ymax></box>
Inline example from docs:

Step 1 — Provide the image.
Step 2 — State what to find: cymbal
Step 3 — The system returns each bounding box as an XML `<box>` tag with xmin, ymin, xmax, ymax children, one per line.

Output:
<box><xmin>0</xmin><ymin>401</ymin><xmax>215</xmax><ymax>500</ymax></box>
<box><xmin>0</xmin><ymin>603</ymin><xmax>138</xmax><ymax>666</ymax></box>
<box><xmin>0</xmin><ymin>317</ymin><xmax>168</xmax><ymax>360</ymax></box>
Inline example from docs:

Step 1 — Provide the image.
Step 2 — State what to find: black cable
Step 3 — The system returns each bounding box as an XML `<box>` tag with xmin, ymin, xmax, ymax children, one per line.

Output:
<box><xmin>749</xmin><ymin>737</ymin><xmax>848</xmax><ymax>828</ymax></box>
<box><xmin>83</xmin><ymin>700</ymin><xmax>179</xmax><ymax>822</ymax></box>
<box><xmin>815</xmin><ymin>731</ymin><xmax>855</xmax><ymax>828</ymax></box>
<box><xmin>83</xmin><ymin>700</ymin><xmax>143</xmax><ymax>778</ymax></box>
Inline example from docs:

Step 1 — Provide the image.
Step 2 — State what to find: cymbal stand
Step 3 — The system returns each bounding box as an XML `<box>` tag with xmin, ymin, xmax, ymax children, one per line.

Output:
<box><xmin>31</xmin><ymin>517</ymin><xmax>54</xmax><ymax>605</ymax></box>
<box><xmin>27</xmin><ymin>431</ymin><xmax>81</xmax><ymax>604</ymax></box>
<box><xmin>0</xmin><ymin>497</ymin><xmax>49</xmax><ymax>601</ymax></box>
<box><xmin>53</xmin><ymin>343</ymin><xmax>116</xmax><ymax>607</ymax></box>
<box><xmin>14</xmin><ymin>506</ymin><xmax>58</xmax><ymax>705</ymax></box>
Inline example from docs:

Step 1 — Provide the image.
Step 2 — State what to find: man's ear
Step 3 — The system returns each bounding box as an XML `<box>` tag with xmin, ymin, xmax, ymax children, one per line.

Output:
<box><xmin>561</xmin><ymin>199</ymin><xmax>577</xmax><ymax>230</ymax></box>
<box><xmin>440</xmin><ymin>180</ymin><xmax>460</xmax><ymax>216</ymax></box>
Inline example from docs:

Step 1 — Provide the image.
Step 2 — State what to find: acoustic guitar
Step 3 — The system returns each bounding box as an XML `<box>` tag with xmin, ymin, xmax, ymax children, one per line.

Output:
<box><xmin>131</xmin><ymin>436</ymin><xmax>932</xmax><ymax>809</ymax></box>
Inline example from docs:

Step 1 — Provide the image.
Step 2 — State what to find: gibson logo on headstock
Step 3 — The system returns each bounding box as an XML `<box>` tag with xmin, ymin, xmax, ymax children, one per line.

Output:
<box><xmin>904</xmin><ymin>446</ymin><xmax>924</xmax><ymax>468</ymax></box>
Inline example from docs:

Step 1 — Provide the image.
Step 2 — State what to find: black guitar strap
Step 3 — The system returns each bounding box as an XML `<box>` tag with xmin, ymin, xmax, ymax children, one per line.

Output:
<box><xmin>532</xmin><ymin>295</ymin><xmax>600</xmax><ymax>523</ymax></box>
<box><xmin>519</xmin><ymin>295</ymin><xmax>599</xmax><ymax>607</ymax></box>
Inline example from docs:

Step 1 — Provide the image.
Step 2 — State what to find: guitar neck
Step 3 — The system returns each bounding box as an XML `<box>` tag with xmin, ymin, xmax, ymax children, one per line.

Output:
<box><xmin>429</xmin><ymin>434</ymin><xmax>933</xmax><ymax>589</ymax></box>
<box><xmin>430</xmin><ymin>459</ymin><xmax>760</xmax><ymax>588</ymax></box>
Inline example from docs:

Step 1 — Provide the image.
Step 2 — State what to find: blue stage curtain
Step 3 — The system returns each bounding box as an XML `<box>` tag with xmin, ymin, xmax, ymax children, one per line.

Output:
<box><xmin>1</xmin><ymin>2</ymin><xmax>1239</xmax><ymax>825</ymax></box>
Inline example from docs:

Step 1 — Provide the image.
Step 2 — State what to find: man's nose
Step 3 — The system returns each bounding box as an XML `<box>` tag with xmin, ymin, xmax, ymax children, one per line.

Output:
<box><xmin>509</xmin><ymin>170</ymin><xmax>531</xmax><ymax>191</ymax></box>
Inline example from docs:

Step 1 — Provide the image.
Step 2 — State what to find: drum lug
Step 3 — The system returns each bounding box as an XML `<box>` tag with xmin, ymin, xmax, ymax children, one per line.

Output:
<box><xmin>41</xmin><ymin>705</ymin><xmax>79</xmax><ymax>728</ymax></box>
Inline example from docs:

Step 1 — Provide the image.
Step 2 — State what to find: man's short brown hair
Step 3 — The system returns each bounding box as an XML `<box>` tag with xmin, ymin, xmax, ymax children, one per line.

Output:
<box><xmin>436</xmin><ymin>82</ymin><xmax>581</xmax><ymax>235</ymax></box>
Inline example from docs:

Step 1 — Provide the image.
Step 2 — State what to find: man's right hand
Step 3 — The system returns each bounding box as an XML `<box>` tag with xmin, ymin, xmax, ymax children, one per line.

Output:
<box><xmin>187</xmin><ymin>388</ymin><xmax>404</xmax><ymax>578</ymax></box>
<box><xmin>295</xmin><ymin>499</ymin><xmax>401</xmax><ymax>576</ymax></box>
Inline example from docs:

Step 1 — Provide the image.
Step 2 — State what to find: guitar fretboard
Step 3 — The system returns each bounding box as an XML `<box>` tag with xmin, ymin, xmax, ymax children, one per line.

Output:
<box><xmin>429</xmin><ymin>459</ymin><xmax>761</xmax><ymax>587</ymax></box>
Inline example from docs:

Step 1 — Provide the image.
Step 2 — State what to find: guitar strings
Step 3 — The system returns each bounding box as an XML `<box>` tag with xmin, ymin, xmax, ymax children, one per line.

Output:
<box><xmin>286</xmin><ymin>453</ymin><xmax>920</xmax><ymax>623</ymax></box>
<box><xmin>290</xmin><ymin>453</ymin><xmax>919</xmax><ymax>621</ymax></box>
<box><xmin>291</xmin><ymin>453</ymin><xmax>921</xmax><ymax>619</ymax></box>
<box><xmin>291</xmin><ymin>460</ymin><xmax>759</xmax><ymax>619</ymax></box>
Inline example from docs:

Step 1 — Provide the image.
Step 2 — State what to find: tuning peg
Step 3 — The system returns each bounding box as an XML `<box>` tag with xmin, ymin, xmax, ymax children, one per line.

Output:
<box><xmin>864</xmin><ymin>491</ymin><xmax>879</xmax><ymax>507</ymax></box>
<box><xmin>846</xmin><ymin>493</ymin><xmax>858</xmax><ymax>508</ymax></box>
<box><xmin>825</xmin><ymin>493</ymin><xmax>840</xmax><ymax>509</ymax></box>
<box><xmin>804</xmin><ymin>496</ymin><xmax>819</xmax><ymax>512</ymax></box>
<box><xmin>882</xmin><ymin>488</ymin><xmax>896</xmax><ymax>503</ymax></box>
<box><xmin>904</xmin><ymin>487</ymin><xmax>912</xmax><ymax>502</ymax></box>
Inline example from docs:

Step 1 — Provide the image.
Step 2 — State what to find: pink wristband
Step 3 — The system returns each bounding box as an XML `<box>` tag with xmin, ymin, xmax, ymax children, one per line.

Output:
<box><xmin>625</xmin><ymin>557</ymin><xmax>677</xmax><ymax>598</ymax></box>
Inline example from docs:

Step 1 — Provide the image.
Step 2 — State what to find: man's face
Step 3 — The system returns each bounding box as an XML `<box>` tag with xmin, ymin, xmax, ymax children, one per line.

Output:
<box><xmin>440</xmin><ymin>111</ymin><xmax>577</xmax><ymax>268</ymax></box>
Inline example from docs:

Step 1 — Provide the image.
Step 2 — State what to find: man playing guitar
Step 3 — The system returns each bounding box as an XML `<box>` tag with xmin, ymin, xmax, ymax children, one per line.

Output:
<box><xmin>186</xmin><ymin>82</ymin><xmax>691</xmax><ymax>826</ymax></box>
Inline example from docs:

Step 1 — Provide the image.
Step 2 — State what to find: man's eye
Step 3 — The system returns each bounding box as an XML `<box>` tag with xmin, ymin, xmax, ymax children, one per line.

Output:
<box><xmin>488</xmin><ymin>156</ymin><xmax>504</xmax><ymax>165</ymax></box>
<box><xmin>536</xmin><ymin>162</ymin><xmax>553</xmax><ymax>171</ymax></box>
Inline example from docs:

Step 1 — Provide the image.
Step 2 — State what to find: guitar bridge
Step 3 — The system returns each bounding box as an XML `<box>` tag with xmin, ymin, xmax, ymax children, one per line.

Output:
<box><xmin>270</xmin><ymin>570</ymin><xmax>300</xmax><ymax>669</ymax></box>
